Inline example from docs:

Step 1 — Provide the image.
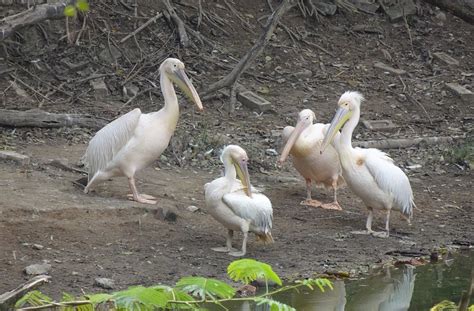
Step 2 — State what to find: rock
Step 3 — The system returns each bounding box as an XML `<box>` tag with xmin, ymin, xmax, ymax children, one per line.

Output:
<box><xmin>237</xmin><ymin>284</ymin><xmax>257</xmax><ymax>297</ymax></box>
<box><xmin>186</xmin><ymin>205</ymin><xmax>199</xmax><ymax>212</ymax></box>
<box><xmin>24</xmin><ymin>263</ymin><xmax>52</xmax><ymax>275</ymax></box>
<box><xmin>348</xmin><ymin>0</ymin><xmax>380</xmax><ymax>13</ymax></box>
<box><xmin>293</xmin><ymin>69</ymin><xmax>312</xmax><ymax>78</ymax></box>
<box><xmin>445</xmin><ymin>83</ymin><xmax>473</xmax><ymax>103</ymax></box>
<box><xmin>94</xmin><ymin>277</ymin><xmax>115</xmax><ymax>289</ymax></box>
<box><xmin>362</xmin><ymin>119</ymin><xmax>398</xmax><ymax>132</ymax></box>
<box><xmin>123</xmin><ymin>84</ymin><xmax>139</xmax><ymax>97</ymax></box>
<box><xmin>313</xmin><ymin>0</ymin><xmax>337</xmax><ymax>16</ymax></box>
<box><xmin>32</xmin><ymin>244</ymin><xmax>44</xmax><ymax>250</ymax></box>
<box><xmin>237</xmin><ymin>91</ymin><xmax>272</xmax><ymax>112</ymax></box>
<box><xmin>407</xmin><ymin>164</ymin><xmax>422</xmax><ymax>170</ymax></box>
<box><xmin>433</xmin><ymin>52</ymin><xmax>459</xmax><ymax>66</ymax></box>
<box><xmin>373</xmin><ymin>62</ymin><xmax>406</xmax><ymax>75</ymax></box>
<box><xmin>265</xmin><ymin>149</ymin><xmax>278</xmax><ymax>156</ymax></box>
<box><xmin>155</xmin><ymin>206</ymin><xmax>178</xmax><ymax>222</ymax></box>
<box><xmin>61</xmin><ymin>59</ymin><xmax>89</xmax><ymax>72</ymax></box>
<box><xmin>379</xmin><ymin>0</ymin><xmax>416</xmax><ymax>21</ymax></box>
<box><xmin>434</xmin><ymin>11</ymin><xmax>447</xmax><ymax>24</ymax></box>
<box><xmin>0</xmin><ymin>150</ymin><xmax>30</xmax><ymax>166</ymax></box>
<box><xmin>90</xmin><ymin>78</ymin><xmax>109</xmax><ymax>100</ymax></box>
<box><xmin>99</xmin><ymin>46</ymin><xmax>122</xmax><ymax>63</ymax></box>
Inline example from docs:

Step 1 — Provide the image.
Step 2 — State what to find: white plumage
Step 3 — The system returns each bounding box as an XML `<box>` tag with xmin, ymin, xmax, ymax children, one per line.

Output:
<box><xmin>82</xmin><ymin>58</ymin><xmax>203</xmax><ymax>204</ymax></box>
<box><xmin>322</xmin><ymin>91</ymin><xmax>415</xmax><ymax>237</ymax></box>
<box><xmin>204</xmin><ymin>145</ymin><xmax>273</xmax><ymax>257</ymax></box>
<box><xmin>279</xmin><ymin>109</ymin><xmax>344</xmax><ymax>210</ymax></box>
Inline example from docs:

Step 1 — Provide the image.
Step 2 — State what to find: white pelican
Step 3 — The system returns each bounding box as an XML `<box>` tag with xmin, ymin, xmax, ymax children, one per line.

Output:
<box><xmin>279</xmin><ymin>109</ymin><xmax>344</xmax><ymax>210</ymax></box>
<box><xmin>204</xmin><ymin>145</ymin><xmax>273</xmax><ymax>257</ymax></box>
<box><xmin>321</xmin><ymin>91</ymin><xmax>415</xmax><ymax>237</ymax></box>
<box><xmin>82</xmin><ymin>58</ymin><xmax>203</xmax><ymax>204</ymax></box>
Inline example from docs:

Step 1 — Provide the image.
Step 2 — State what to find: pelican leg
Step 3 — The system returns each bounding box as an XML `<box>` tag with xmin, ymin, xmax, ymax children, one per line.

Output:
<box><xmin>128</xmin><ymin>176</ymin><xmax>157</xmax><ymax>204</ymax></box>
<box><xmin>300</xmin><ymin>179</ymin><xmax>322</xmax><ymax>207</ymax></box>
<box><xmin>351</xmin><ymin>207</ymin><xmax>374</xmax><ymax>235</ymax></box>
<box><xmin>321</xmin><ymin>179</ymin><xmax>343</xmax><ymax>210</ymax></box>
<box><xmin>372</xmin><ymin>210</ymin><xmax>390</xmax><ymax>238</ymax></box>
<box><xmin>229</xmin><ymin>221</ymin><xmax>250</xmax><ymax>257</ymax></box>
<box><xmin>212</xmin><ymin>230</ymin><xmax>238</xmax><ymax>253</ymax></box>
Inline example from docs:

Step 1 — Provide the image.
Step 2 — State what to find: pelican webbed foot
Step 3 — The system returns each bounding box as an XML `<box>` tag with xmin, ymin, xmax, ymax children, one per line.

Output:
<box><xmin>127</xmin><ymin>194</ymin><xmax>157</xmax><ymax>204</ymax></box>
<box><xmin>371</xmin><ymin>231</ymin><xmax>389</xmax><ymax>238</ymax></box>
<box><xmin>321</xmin><ymin>202</ymin><xmax>343</xmax><ymax>210</ymax></box>
<box><xmin>127</xmin><ymin>193</ymin><xmax>157</xmax><ymax>200</ymax></box>
<box><xmin>211</xmin><ymin>246</ymin><xmax>239</xmax><ymax>253</ymax></box>
<box><xmin>229</xmin><ymin>250</ymin><xmax>246</xmax><ymax>257</ymax></box>
<box><xmin>300</xmin><ymin>199</ymin><xmax>322</xmax><ymax>208</ymax></box>
<box><xmin>350</xmin><ymin>230</ymin><xmax>372</xmax><ymax>235</ymax></box>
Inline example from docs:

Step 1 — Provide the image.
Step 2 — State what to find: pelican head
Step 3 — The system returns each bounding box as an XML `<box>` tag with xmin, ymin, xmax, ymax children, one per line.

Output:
<box><xmin>321</xmin><ymin>91</ymin><xmax>364</xmax><ymax>152</ymax></box>
<box><xmin>278</xmin><ymin>109</ymin><xmax>316</xmax><ymax>163</ymax></box>
<box><xmin>160</xmin><ymin>58</ymin><xmax>203</xmax><ymax>111</ymax></box>
<box><xmin>221</xmin><ymin>145</ymin><xmax>252</xmax><ymax>197</ymax></box>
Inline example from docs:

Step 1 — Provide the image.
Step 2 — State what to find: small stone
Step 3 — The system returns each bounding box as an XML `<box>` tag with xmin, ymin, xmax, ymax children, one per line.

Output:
<box><xmin>0</xmin><ymin>150</ymin><xmax>30</xmax><ymax>166</ymax></box>
<box><xmin>32</xmin><ymin>244</ymin><xmax>44</xmax><ymax>250</ymax></box>
<box><xmin>155</xmin><ymin>206</ymin><xmax>178</xmax><ymax>222</ymax></box>
<box><xmin>445</xmin><ymin>83</ymin><xmax>473</xmax><ymax>102</ymax></box>
<box><xmin>94</xmin><ymin>277</ymin><xmax>115</xmax><ymax>289</ymax></box>
<box><xmin>373</xmin><ymin>62</ymin><xmax>406</xmax><ymax>75</ymax></box>
<box><xmin>407</xmin><ymin>164</ymin><xmax>422</xmax><ymax>170</ymax></box>
<box><xmin>265</xmin><ymin>149</ymin><xmax>278</xmax><ymax>156</ymax></box>
<box><xmin>434</xmin><ymin>11</ymin><xmax>446</xmax><ymax>23</ymax></box>
<box><xmin>379</xmin><ymin>0</ymin><xmax>416</xmax><ymax>21</ymax></box>
<box><xmin>72</xmin><ymin>271</ymin><xmax>79</xmax><ymax>275</ymax></box>
<box><xmin>99</xmin><ymin>46</ymin><xmax>122</xmax><ymax>63</ymax></box>
<box><xmin>123</xmin><ymin>84</ymin><xmax>139</xmax><ymax>97</ymax></box>
<box><xmin>237</xmin><ymin>91</ymin><xmax>272</xmax><ymax>112</ymax></box>
<box><xmin>24</xmin><ymin>263</ymin><xmax>52</xmax><ymax>275</ymax></box>
<box><xmin>293</xmin><ymin>69</ymin><xmax>312</xmax><ymax>78</ymax></box>
<box><xmin>90</xmin><ymin>78</ymin><xmax>109</xmax><ymax>100</ymax></box>
<box><xmin>433</xmin><ymin>52</ymin><xmax>459</xmax><ymax>66</ymax></box>
<box><xmin>187</xmin><ymin>205</ymin><xmax>199</xmax><ymax>213</ymax></box>
<box><xmin>362</xmin><ymin>120</ymin><xmax>398</xmax><ymax>132</ymax></box>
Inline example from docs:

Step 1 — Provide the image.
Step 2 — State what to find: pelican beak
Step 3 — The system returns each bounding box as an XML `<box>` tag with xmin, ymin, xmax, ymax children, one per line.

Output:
<box><xmin>173</xmin><ymin>68</ymin><xmax>203</xmax><ymax>111</ymax></box>
<box><xmin>279</xmin><ymin>118</ymin><xmax>309</xmax><ymax>164</ymax></box>
<box><xmin>321</xmin><ymin>107</ymin><xmax>352</xmax><ymax>153</ymax></box>
<box><xmin>233</xmin><ymin>158</ymin><xmax>252</xmax><ymax>198</ymax></box>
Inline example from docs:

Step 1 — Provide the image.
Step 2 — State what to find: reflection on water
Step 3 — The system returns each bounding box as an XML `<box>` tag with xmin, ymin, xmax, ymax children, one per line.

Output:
<box><xmin>220</xmin><ymin>251</ymin><xmax>473</xmax><ymax>311</ymax></box>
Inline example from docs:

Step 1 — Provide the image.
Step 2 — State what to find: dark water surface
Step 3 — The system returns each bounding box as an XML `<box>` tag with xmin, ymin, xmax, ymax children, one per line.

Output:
<box><xmin>221</xmin><ymin>250</ymin><xmax>473</xmax><ymax>311</ymax></box>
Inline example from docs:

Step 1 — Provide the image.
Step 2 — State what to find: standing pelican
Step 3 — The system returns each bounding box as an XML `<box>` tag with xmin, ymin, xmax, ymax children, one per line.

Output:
<box><xmin>279</xmin><ymin>109</ymin><xmax>344</xmax><ymax>210</ymax></box>
<box><xmin>204</xmin><ymin>145</ymin><xmax>273</xmax><ymax>257</ymax></box>
<box><xmin>83</xmin><ymin>58</ymin><xmax>203</xmax><ymax>204</ymax></box>
<box><xmin>321</xmin><ymin>91</ymin><xmax>415</xmax><ymax>237</ymax></box>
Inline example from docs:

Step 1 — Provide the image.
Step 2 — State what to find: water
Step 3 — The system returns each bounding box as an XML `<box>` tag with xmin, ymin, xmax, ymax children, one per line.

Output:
<box><xmin>222</xmin><ymin>250</ymin><xmax>473</xmax><ymax>311</ymax></box>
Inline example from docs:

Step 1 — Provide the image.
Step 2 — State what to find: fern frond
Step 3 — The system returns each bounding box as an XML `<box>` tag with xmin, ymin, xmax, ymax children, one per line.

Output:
<box><xmin>15</xmin><ymin>290</ymin><xmax>53</xmax><ymax>308</ymax></box>
<box><xmin>112</xmin><ymin>286</ymin><xmax>169</xmax><ymax>310</ymax></box>
<box><xmin>227</xmin><ymin>259</ymin><xmax>282</xmax><ymax>286</ymax></box>
<box><xmin>175</xmin><ymin>277</ymin><xmax>235</xmax><ymax>300</ymax></box>
<box><xmin>255</xmin><ymin>297</ymin><xmax>295</xmax><ymax>311</ymax></box>
<box><xmin>85</xmin><ymin>293</ymin><xmax>113</xmax><ymax>305</ymax></box>
<box><xmin>430</xmin><ymin>300</ymin><xmax>458</xmax><ymax>311</ymax></box>
<box><xmin>295</xmin><ymin>278</ymin><xmax>333</xmax><ymax>292</ymax></box>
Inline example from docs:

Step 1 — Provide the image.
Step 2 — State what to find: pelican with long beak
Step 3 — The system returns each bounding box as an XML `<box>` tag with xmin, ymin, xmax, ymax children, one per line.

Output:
<box><xmin>279</xmin><ymin>109</ymin><xmax>344</xmax><ymax>210</ymax></box>
<box><xmin>83</xmin><ymin>58</ymin><xmax>203</xmax><ymax>204</ymax></box>
<box><xmin>321</xmin><ymin>91</ymin><xmax>415</xmax><ymax>237</ymax></box>
<box><xmin>204</xmin><ymin>145</ymin><xmax>273</xmax><ymax>256</ymax></box>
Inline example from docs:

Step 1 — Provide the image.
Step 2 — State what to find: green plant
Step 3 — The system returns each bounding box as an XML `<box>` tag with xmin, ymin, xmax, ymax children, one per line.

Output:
<box><xmin>63</xmin><ymin>0</ymin><xmax>90</xmax><ymax>45</ymax></box>
<box><xmin>15</xmin><ymin>259</ymin><xmax>333</xmax><ymax>310</ymax></box>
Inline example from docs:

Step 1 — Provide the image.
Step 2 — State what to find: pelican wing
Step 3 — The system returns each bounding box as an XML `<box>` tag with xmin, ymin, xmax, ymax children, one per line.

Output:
<box><xmin>362</xmin><ymin>148</ymin><xmax>415</xmax><ymax>217</ymax></box>
<box><xmin>223</xmin><ymin>191</ymin><xmax>273</xmax><ymax>233</ymax></box>
<box><xmin>83</xmin><ymin>108</ymin><xmax>142</xmax><ymax>179</ymax></box>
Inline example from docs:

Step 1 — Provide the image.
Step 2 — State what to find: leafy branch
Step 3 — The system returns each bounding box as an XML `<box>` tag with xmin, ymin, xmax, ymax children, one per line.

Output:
<box><xmin>13</xmin><ymin>259</ymin><xmax>333</xmax><ymax>311</ymax></box>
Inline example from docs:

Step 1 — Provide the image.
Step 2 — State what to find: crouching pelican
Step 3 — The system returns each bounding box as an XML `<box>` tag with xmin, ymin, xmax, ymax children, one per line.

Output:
<box><xmin>204</xmin><ymin>145</ymin><xmax>273</xmax><ymax>256</ymax></box>
<box><xmin>321</xmin><ymin>91</ymin><xmax>415</xmax><ymax>237</ymax></box>
<box><xmin>83</xmin><ymin>58</ymin><xmax>203</xmax><ymax>204</ymax></box>
<box><xmin>279</xmin><ymin>109</ymin><xmax>344</xmax><ymax>210</ymax></box>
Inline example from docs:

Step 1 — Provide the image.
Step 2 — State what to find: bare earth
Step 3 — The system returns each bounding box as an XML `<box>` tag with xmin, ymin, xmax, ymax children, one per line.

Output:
<box><xmin>0</xmin><ymin>0</ymin><xmax>473</xmax><ymax>299</ymax></box>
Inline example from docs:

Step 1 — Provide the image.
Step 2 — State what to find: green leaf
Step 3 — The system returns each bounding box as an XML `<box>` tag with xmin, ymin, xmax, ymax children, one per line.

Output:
<box><xmin>61</xmin><ymin>292</ymin><xmax>76</xmax><ymax>302</ymax></box>
<box><xmin>430</xmin><ymin>300</ymin><xmax>458</xmax><ymax>311</ymax></box>
<box><xmin>64</xmin><ymin>5</ymin><xmax>76</xmax><ymax>17</ymax></box>
<box><xmin>76</xmin><ymin>0</ymin><xmax>90</xmax><ymax>12</ymax></box>
<box><xmin>227</xmin><ymin>259</ymin><xmax>282</xmax><ymax>286</ymax></box>
<box><xmin>112</xmin><ymin>286</ymin><xmax>169</xmax><ymax>310</ymax></box>
<box><xmin>85</xmin><ymin>293</ymin><xmax>113</xmax><ymax>304</ymax></box>
<box><xmin>15</xmin><ymin>290</ymin><xmax>53</xmax><ymax>308</ymax></box>
<box><xmin>295</xmin><ymin>278</ymin><xmax>333</xmax><ymax>292</ymax></box>
<box><xmin>175</xmin><ymin>277</ymin><xmax>235</xmax><ymax>300</ymax></box>
<box><xmin>255</xmin><ymin>297</ymin><xmax>295</xmax><ymax>311</ymax></box>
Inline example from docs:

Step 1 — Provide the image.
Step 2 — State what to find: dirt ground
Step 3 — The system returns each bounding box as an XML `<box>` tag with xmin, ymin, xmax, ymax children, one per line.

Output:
<box><xmin>0</xmin><ymin>0</ymin><xmax>473</xmax><ymax>299</ymax></box>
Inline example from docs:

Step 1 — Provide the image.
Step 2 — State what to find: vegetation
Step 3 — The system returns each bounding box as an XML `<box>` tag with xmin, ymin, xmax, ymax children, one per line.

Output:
<box><xmin>15</xmin><ymin>259</ymin><xmax>332</xmax><ymax>310</ymax></box>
